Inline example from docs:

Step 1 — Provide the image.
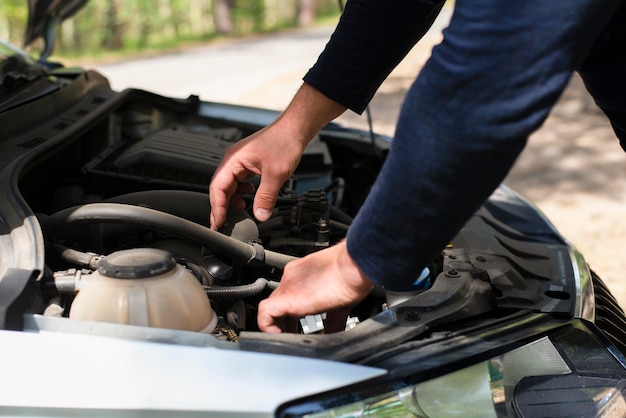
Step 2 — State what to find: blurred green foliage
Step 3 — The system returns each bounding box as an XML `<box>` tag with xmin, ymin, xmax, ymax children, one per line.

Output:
<box><xmin>0</xmin><ymin>0</ymin><xmax>340</xmax><ymax>59</ymax></box>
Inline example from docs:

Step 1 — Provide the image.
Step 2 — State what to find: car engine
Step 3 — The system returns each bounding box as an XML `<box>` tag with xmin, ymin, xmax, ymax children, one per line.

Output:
<box><xmin>20</xmin><ymin>89</ymin><xmax>388</xmax><ymax>340</ymax></box>
<box><xmin>38</xmin><ymin>185</ymin><xmax>359</xmax><ymax>339</ymax></box>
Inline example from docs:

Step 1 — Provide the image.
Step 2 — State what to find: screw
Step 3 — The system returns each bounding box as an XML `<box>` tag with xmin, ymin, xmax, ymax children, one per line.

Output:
<box><xmin>446</xmin><ymin>269</ymin><xmax>460</xmax><ymax>277</ymax></box>
<box><xmin>405</xmin><ymin>311</ymin><xmax>421</xmax><ymax>321</ymax></box>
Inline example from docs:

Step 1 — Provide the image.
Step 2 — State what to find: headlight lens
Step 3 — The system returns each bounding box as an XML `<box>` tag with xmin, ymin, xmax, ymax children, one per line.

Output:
<box><xmin>281</xmin><ymin>323</ymin><xmax>626</xmax><ymax>418</ymax></box>
<box><xmin>301</xmin><ymin>337</ymin><xmax>570</xmax><ymax>418</ymax></box>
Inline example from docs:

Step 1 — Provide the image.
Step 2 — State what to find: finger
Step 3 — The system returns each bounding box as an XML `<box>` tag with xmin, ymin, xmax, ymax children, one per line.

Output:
<box><xmin>228</xmin><ymin>196</ymin><xmax>246</xmax><ymax>210</ymax></box>
<box><xmin>257</xmin><ymin>299</ymin><xmax>285</xmax><ymax>333</ymax></box>
<box><xmin>253</xmin><ymin>174</ymin><xmax>286</xmax><ymax>222</ymax></box>
<box><xmin>209</xmin><ymin>168</ymin><xmax>246</xmax><ymax>230</ymax></box>
<box><xmin>209</xmin><ymin>200</ymin><xmax>228</xmax><ymax>231</ymax></box>
<box><xmin>259</xmin><ymin>320</ymin><xmax>283</xmax><ymax>333</ymax></box>
<box><xmin>211</xmin><ymin>183</ymin><xmax>254</xmax><ymax>228</ymax></box>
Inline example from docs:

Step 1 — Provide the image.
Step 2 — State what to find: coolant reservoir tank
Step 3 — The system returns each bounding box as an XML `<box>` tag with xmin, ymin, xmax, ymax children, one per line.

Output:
<box><xmin>70</xmin><ymin>248</ymin><xmax>217</xmax><ymax>333</ymax></box>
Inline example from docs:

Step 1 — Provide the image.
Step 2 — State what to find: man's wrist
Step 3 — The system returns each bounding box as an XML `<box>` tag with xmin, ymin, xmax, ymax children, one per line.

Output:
<box><xmin>278</xmin><ymin>82</ymin><xmax>346</xmax><ymax>146</ymax></box>
<box><xmin>338</xmin><ymin>240</ymin><xmax>375</xmax><ymax>293</ymax></box>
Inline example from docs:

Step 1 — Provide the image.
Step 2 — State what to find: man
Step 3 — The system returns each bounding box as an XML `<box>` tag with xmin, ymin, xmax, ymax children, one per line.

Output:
<box><xmin>209</xmin><ymin>0</ymin><xmax>626</xmax><ymax>333</ymax></box>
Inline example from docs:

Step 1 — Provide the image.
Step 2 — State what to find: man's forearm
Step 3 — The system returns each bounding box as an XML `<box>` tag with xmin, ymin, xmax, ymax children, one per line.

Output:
<box><xmin>273</xmin><ymin>82</ymin><xmax>347</xmax><ymax>148</ymax></box>
<box><xmin>304</xmin><ymin>0</ymin><xmax>446</xmax><ymax>114</ymax></box>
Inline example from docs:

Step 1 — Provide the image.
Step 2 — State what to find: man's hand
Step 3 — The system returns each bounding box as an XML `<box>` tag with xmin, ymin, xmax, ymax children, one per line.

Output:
<box><xmin>209</xmin><ymin>123</ymin><xmax>304</xmax><ymax>229</ymax></box>
<box><xmin>257</xmin><ymin>241</ymin><xmax>374</xmax><ymax>333</ymax></box>
<box><xmin>208</xmin><ymin>83</ymin><xmax>347</xmax><ymax>230</ymax></box>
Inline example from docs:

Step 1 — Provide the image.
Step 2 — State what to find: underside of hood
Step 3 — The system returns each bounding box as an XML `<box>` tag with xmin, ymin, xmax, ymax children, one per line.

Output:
<box><xmin>24</xmin><ymin>0</ymin><xmax>88</xmax><ymax>59</ymax></box>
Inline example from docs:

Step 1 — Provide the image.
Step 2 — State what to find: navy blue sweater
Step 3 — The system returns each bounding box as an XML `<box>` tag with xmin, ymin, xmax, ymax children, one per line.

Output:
<box><xmin>303</xmin><ymin>0</ymin><xmax>625</xmax><ymax>288</ymax></box>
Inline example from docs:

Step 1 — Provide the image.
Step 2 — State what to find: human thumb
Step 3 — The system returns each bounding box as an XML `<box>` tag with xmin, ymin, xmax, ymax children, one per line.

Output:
<box><xmin>253</xmin><ymin>175</ymin><xmax>284</xmax><ymax>222</ymax></box>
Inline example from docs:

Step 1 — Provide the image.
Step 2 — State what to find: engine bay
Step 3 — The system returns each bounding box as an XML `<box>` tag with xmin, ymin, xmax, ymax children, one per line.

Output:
<box><xmin>18</xmin><ymin>89</ymin><xmax>394</xmax><ymax>340</ymax></box>
<box><xmin>38</xmin><ymin>185</ymin><xmax>363</xmax><ymax>340</ymax></box>
<box><xmin>10</xmin><ymin>87</ymin><xmax>579</xmax><ymax>356</ymax></box>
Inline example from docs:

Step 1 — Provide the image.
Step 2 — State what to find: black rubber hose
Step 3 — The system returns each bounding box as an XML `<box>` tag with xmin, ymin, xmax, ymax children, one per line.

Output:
<box><xmin>41</xmin><ymin>203</ymin><xmax>297</xmax><ymax>270</ymax></box>
<box><xmin>203</xmin><ymin>278</ymin><xmax>279</xmax><ymax>299</ymax></box>
<box><xmin>47</xmin><ymin>242</ymin><xmax>104</xmax><ymax>269</ymax></box>
<box><xmin>330</xmin><ymin>206</ymin><xmax>353</xmax><ymax>225</ymax></box>
<box><xmin>258</xmin><ymin>214</ymin><xmax>351</xmax><ymax>233</ymax></box>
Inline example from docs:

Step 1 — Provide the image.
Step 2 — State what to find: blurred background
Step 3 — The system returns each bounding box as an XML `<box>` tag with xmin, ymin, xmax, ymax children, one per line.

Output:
<box><xmin>3</xmin><ymin>0</ymin><xmax>626</xmax><ymax>307</ymax></box>
<box><xmin>1</xmin><ymin>0</ymin><xmax>340</xmax><ymax>59</ymax></box>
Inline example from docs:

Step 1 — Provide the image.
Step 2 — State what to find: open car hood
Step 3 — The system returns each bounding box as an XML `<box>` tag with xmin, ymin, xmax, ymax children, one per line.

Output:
<box><xmin>24</xmin><ymin>0</ymin><xmax>88</xmax><ymax>58</ymax></box>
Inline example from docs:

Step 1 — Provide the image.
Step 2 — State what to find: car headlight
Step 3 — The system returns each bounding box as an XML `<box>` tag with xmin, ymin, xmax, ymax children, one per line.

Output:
<box><xmin>279</xmin><ymin>321</ymin><xmax>626</xmax><ymax>417</ymax></box>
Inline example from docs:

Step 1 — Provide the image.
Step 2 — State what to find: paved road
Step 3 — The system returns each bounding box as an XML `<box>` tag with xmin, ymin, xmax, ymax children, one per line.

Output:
<box><xmin>94</xmin><ymin>9</ymin><xmax>451</xmax><ymax>121</ymax></box>
<box><xmin>95</xmin><ymin>25</ymin><xmax>334</xmax><ymax>110</ymax></box>
<box><xmin>93</xmin><ymin>7</ymin><xmax>626</xmax><ymax>308</ymax></box>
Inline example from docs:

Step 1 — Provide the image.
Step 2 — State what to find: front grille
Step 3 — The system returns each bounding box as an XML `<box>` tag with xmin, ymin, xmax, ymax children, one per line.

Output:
<box><xmin>592</xmin><ymin>270</ymin><xmax>626</xmax><ymax>357</ymax></box>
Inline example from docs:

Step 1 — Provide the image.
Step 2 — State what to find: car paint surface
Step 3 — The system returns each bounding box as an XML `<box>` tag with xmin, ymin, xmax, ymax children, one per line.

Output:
<box><xmin>0</xmin><ymin>315</ymin><xmax>386</xmax><ymax>416</ymax></box>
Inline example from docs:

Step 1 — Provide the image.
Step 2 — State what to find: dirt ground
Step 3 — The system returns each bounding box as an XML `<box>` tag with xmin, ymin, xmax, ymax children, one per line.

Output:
<box><xmin>335</xmin><ymin>16</ymin><xmax>626</xmax><ymax>309</ymax></box>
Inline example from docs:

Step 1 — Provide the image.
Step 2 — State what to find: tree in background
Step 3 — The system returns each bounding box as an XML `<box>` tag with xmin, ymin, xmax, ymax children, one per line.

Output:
<box><xmin>0</xmin><ymin>0</ymin><xmax>30</xmax><ymax>47</ymax></box>
<box><xmin>297</xmin><ymin>0</ymin><xmax>316</xmax><ymax>27</ymax></box>
<box><xmin>2</xmin><ymin>0</ymin><xmax>340</xmax><ymax>57</ymax></box>
<box><xmin>102</xmin><ymin>0</ymin><xmax>124</xmax><ymax>49</ymax></box>
<box><xmin>215</xmin><ymin>0</ymin><xmax>235</xmax><ymax>34</ymax></box>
